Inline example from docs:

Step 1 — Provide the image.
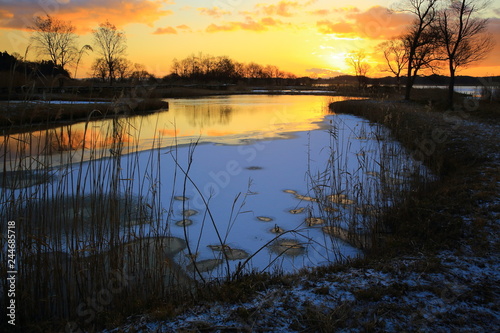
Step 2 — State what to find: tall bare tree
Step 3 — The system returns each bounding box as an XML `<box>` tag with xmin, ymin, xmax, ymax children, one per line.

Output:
<box><xmin>436</xmin><ymin>0</ymin><xmax>494</xmax><ymax>109</ymax></box>
<box><xmin>396</xmin><ymin>0</ymin><xmax>439</xmax><ymax>100</ymax></box>
<box><xmin>378</xmin><ymin>38</ymin><xmax>409</xmax><ymax>91</ymax></box>
<box><xmin>346</xmin><ymin>50</ymin><xmax>370</xmax><ymax>89</ymax></box>
<box><xmin>30</xmin><ymin>15</ymin><xmax>78</xmax><ymax>73</ymax></box>
<box><xmin>92</xmin><ymin>21</ymin><xmax>127</xmax><ymax>85</ymax></box>
<box><xmin>404</xmin><ymin>27</ymin><xmax>439</xmax><ymax>84</ymax></box>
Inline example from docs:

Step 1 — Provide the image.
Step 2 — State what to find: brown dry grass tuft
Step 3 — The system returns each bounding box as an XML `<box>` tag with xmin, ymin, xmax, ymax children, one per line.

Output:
<box><xmin>330</xmin><ymin>95</ymin><xmax>500</xmax><ymax>255</ymax></box>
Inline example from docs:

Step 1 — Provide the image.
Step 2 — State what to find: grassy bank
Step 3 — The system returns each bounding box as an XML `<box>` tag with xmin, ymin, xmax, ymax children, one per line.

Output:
<box><xmin>0</xmin><ymin>98</ymin><xmax>168</xmax><ymax>130</ymax></box>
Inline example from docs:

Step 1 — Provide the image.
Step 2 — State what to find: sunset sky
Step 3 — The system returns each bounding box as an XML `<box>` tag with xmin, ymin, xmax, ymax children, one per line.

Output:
<box><xmin>1</xmin><ymin>0</ymin><xmax>499</xmax><ymax>78</ymax></box>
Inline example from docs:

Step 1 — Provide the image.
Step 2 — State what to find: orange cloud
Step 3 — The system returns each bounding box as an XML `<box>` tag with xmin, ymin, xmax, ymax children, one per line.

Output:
<box><xmin>261</xmin><ymin>17</ymin><xmax>281</xmax><ymax>26</ymax></box>
<box><xmin>309</xmin><ymin>9</ymin><xmax>330</xmax><ymax>16</ymax></box>
<box><xmin>206</xmin><ymin>21</ymin><xmax>265</xmax><ymax>33</ymax></box>
<box><xmin>0</xmin><ymin>0</ymin><xmax>172</xmax><ymax>33</ymax></box>
<box><xmin>316</xmin><ymin>6</ymin><xmax>413</xmax><ymax>40</ymax></box>
<box><xmin>474</xmin><ymin>17</ymin><xmax>500</xmax><ymax>68</ymax></box>
<box><xmin>153</xmin><ymin>26</ymin><xmax>177</xmax><ymax>35</ymax></box>
<box><xmin>206</xmin><ymin>23</ymin><xmax>235</xmax><ymax>33</ymax></box>
<box><xmin>349</xmin><ymin>6</ymin><xmax>413</xmax><ymax>39</ymax></box>
<box><xmin>176</xmin><ymin>24</ymin><xmax>192</xmax><ymax>32</ymax></box>
<box><xmin>236</xmin><ymin>0</ymin><xmax>315</xmax><ymax>24</ymax></box>
<box><xmin>309</xmin><ymin>6</ymin><xmax>359</xmax><ymax>17</ymax></box>
<box><xmin>197</xmin><ymin>7</ymin><xmax>231</xmax><ymax>18</ymax></box>
<box><xmin>332</xmin><ymin>6</ymin><xmax>360</xmax><ymax>14</ymax></box>
<box><xmin>0</xmin><ymin>9</ymin><xmax>14</xmax><ymax>20</ymax></box>
<box><xmin>256</xmin><ymin>1</ymin><xmax>300</xmax><ymax>17</ymax></box>
<box><xmin>206</xmin><ymin>17</ymin><xmax>284</xmax><ymax>33</ymax></box>
<box><xmin>317</xmin><ymin>20</ymin><xmax>354</xmax><ymax>36</ymax></box>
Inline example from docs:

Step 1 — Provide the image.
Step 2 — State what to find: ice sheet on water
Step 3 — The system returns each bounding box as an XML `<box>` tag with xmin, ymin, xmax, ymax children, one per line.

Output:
<box><xmin>8</xmin><ymin>100</ymin><xmax>433</xmax><ymax>278</ymax></box>
<box><xmin>104</xmin><ymin>113</ymin><xmax>428</xmax><ymax>276</ymax></box>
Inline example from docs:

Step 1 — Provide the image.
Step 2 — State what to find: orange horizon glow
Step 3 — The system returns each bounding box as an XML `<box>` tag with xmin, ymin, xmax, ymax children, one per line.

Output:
<box><xmin>0</xmin><ymin>0</ymin><xmax>498</xmax><ymax>79</ymax></box>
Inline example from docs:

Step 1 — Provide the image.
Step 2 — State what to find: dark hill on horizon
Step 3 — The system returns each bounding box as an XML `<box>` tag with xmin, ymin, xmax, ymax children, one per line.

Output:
<box><xmin>320</xmin><ymin>74</ymin><xmax>500</xmax><ymax>87</ymax></box>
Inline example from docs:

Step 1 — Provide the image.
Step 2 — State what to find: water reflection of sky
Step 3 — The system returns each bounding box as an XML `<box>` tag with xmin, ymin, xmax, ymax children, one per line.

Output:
<box><xmin>153</xmin><ymin>95</ymin><xmax>351</xmax><ymax>145</ymax></box>
<box><xmin>0</xmin><ymin>95</ymin><xmax>359</xmax><ymax>170</ymax></box>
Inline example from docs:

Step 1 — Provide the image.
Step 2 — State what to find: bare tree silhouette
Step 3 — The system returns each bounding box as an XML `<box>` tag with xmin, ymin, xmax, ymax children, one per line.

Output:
<box><xmin>92</xmin><ymin>21</ymin><xmax>127</xmax><ymax>85</ymax></box>
<box><xmin>378</xmin><ymin>39</ymin><xmax>408</xmax><ymax>91</ymax></box>
<box><xmin>346</xmin><ymin>50</ymin><xmax>370</xmax><ymax>90</ymax></box>
<box><xmin>395</xmin><ymin>0</ymin><xmax>440</xmax><ymax>100</ymax></box>
<box><xmin>30</xmin><ymin>15</ymin><xmax>78</xmax><ymax>74</ymax></box>
<box><xmin>436</xmin><ymin>0</ymin><xmax>494</xmax><ymax>109</ymax></box>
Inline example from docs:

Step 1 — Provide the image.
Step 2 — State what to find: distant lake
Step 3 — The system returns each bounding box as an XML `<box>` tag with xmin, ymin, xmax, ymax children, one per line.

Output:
<box><xmin>413</xmin><ymin>85</ymin><xmax>484</xmax><ymax>97</ymax></box>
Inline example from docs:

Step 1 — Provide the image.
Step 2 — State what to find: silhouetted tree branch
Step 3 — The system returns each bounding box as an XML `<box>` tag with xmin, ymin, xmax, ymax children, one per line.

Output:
<box><xmin>346</xmin><ymin>50</ymin><xmax>370</xmax><ymax>90</ymax></box>
<box><xmin>29</xmin><ymin>15</ymin><xmax>78</xmax><ymax>74</ymax></box>
<box><xmin>92</xmin><ymin>21</ymin><xmax>127</xmax><ymax>85</ymax></box>
<box><xmin>378</xmin><ymin>39</ymin><xmax>408</xmax><ymax>90</ymax></box>
<box><xmin>436</xmin><ymin>0</ymin><xmax>494</xmax><ymax>109</ymax></box>
<box><xmin>394</xmin><ymin>0</ymin><xmax>440</xmax><ymax>100</ymax></box>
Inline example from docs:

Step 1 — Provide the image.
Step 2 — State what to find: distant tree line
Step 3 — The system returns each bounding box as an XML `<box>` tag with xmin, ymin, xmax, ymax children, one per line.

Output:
<box><xmin>0</xmin><ymin>51</ymin><xmax>70</xmax><ymax>85</ymax></box>
<box><xmin>322</xmin><ymin>73</ymin><xmax>498</xmax><ymax>87</ymax></box>
<box><xmin>91</xmin><ymin>56</ymin><xmax>156</xmax><ymax>84</ymax></box>
<box><xmin>168</xmin><ymin>52</ymin><xmax>297</xmax><ymax>83</ymax></box>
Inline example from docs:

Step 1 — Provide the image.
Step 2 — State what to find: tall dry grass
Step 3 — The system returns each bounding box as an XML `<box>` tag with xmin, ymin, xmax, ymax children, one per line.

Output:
<box><xmin>306</xmin><ymin>109</ymin><xmax>434</xmax><ymax>253</ymax></box>
<box><xmin>0</xmin><ymin>106</ymin><xmax>193</xmax><ymax>330</ymax></box>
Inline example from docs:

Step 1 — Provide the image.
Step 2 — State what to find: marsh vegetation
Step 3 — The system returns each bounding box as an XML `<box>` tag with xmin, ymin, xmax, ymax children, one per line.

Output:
<box><xmin>0</xmin><ymin>94</ymin><xmax>438</xmax><ymax>330</ymax></box>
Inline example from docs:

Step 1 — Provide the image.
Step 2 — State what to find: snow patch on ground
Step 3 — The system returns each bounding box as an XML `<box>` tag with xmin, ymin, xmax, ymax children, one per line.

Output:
<box><xmin>106</xmin><ymin>251</ymin><xmax>499</xmax><ymax>332</ymax></box>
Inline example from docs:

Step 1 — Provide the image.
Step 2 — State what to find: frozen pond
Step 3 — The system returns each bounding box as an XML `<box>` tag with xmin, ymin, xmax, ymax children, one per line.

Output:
<box><xmin>1</xmin><ymin>95</ymin><xmax>431</xmax><ymax>280</ymax></box>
